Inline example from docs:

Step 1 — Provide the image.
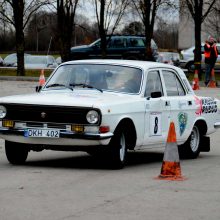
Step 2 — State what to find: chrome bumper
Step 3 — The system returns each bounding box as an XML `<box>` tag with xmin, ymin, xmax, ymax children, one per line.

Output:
<box><xmin>0</xmin><ymin>127</ymin><xmax>113</xmax><ymax>140</ymax></box>
<box><xmin>214</xmin><ymin>122</ymin><xmax>220</xmax><ymax>129</ymax></box>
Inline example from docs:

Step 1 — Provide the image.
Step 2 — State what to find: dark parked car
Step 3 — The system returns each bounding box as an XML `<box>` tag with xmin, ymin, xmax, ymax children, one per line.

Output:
<box><xmin>71</xmin><ymin>35</ymin><xmax>158</xmax><ymax>61</ymax></box>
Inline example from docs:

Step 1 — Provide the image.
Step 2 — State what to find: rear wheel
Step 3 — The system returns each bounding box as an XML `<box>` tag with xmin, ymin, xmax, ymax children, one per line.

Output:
<box><xmin>187</xmin><ymin>61</ymin><xmax>195</xmax><ymax>73</ymax></box>
<box><xmin>179</xmin><ymin>125</ymin><xmax>201</xmax><ymax>159</ymax></box>
<box><xmin>5</xmin><ymin>141</ymin><xmax>29</xmax><ymax>165</ymax></box>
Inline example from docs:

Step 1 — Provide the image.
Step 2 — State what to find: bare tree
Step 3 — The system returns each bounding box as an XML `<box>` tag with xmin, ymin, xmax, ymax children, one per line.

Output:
<box><xmin>26</xmin><ymin>11</ymin><xmax>57</xmax><ymax>52</ymax></box>
<box><xmin>57</xmin><ymin>0</ymin><xmax>79</xmax><ymax>62</ymax></box>
<box><xmin>204</xmin><ymin>1</ymin><xmax>220</xmax><ymax>42</ymax></box>
<box><xmin>181</xmin><ymin>0</ymin><xmax>217</xmax><ymax>79</ymax></box>
<box><xmin>154</xmin><ymin>17</ymin><xmax>178</xmax><ymax>50</ymax></box>
<box><xmin>131</xmin><ymin>0</ymin><xmax>176</xmax><ymax>61</ymax></box>
<box><xmin>92</xmin><ymin>0</ymin><xmax>129</xmax><ymax>58</ymax></box>
<box><xmin>0</xmin><ymin>0</ymin><xmax>51</xmax><ymax>76</ymax></box>
<box><xmin>121</xmin><ymin>21</ymin><xmax>144</xmax><ymax>35</ymax></box>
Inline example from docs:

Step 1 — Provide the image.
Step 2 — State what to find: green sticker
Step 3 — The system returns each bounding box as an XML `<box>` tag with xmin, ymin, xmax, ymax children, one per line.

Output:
<box><xmin>178</xmin><ymin>112</ymin><xmax>187</xmax><ymax>136</ymax></box>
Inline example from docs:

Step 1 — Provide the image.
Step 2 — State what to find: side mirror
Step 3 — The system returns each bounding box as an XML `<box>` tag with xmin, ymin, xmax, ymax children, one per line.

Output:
<box><xmin>151</xmin><ymin>91</ymin><xmax>162</xmax><ymax>98</ymax></box>
<box><xmin>36</xmin><ymin>85</ymin><xmax>42</xmax><ymax>92</ymax></box>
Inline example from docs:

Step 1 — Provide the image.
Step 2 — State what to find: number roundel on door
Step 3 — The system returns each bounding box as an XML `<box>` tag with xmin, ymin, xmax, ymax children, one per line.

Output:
<box><xmin>150</xmin><ymin>112</ymin><xmax>162</xmax><ymax>136</ymax></box>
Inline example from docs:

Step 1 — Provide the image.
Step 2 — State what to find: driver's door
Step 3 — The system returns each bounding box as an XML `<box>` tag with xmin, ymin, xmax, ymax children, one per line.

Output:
<box><xmin>143</xmin><ymin>70</ymin><xmax>170</xmax><ymax>147</ymax></box>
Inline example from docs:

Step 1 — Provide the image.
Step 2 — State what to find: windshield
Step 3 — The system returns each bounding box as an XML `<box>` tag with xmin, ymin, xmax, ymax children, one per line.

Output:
<box><xmin>45</xmin><ymin>64</ymin><xmax>143</xmax><ymax>94</ymax></box>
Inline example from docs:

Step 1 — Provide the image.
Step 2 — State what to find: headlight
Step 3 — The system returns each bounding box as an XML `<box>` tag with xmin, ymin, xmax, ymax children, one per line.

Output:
<box><xmin>0</xmin><ymin>105</ymin><xmax>7</xmax><ymax>118</ymax></box>
<box><xmin>86</xmin><ymin>110</ymin><xmax>99</xmax><ymax>124</ymax></box>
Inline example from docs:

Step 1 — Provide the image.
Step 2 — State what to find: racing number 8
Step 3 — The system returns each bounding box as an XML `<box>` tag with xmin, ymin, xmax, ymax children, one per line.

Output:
<box><xmin>154</xmin><ymin>117</ymin><xmax>158</xmax><ymax>134</ymax></box>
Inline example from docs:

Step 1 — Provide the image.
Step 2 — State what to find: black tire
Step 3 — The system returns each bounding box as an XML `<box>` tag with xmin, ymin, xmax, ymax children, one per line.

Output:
<box><xmin>109</xmin><ymin>126</ymin><xmax>128</xmax><ymax>169</ymax></box>
<box><xmin>187</xmin><ymin>61</ymin><xmax>195</xmax><ymax>73</ymax></box>
<box><xmin>5</xmin><ymin>141</ymin><xmax>29</xmax><ymax>165</ymax></box>
<box><xmin>178</xmin><ymin>125</ymin><xmax>201</xmax><ymax>159</ymax></box>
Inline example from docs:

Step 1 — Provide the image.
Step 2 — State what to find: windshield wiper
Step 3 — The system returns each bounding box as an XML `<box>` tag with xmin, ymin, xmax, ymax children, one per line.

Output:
<box><xmin>46</xmin><ymin>83</ymin><xmax>73</xmax><ymax>91</ymax></box>
<box><xmin>70</xmin><ymin>83</ymin><xmax>103</xmax><ymax>93</ymax></box>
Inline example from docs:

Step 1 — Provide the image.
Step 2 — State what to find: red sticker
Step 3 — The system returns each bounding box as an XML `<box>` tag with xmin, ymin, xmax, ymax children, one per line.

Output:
<box><xmin>194</xmin><ymin>96</ymin><xmax>202</xmax><ymax>115</ymax></box>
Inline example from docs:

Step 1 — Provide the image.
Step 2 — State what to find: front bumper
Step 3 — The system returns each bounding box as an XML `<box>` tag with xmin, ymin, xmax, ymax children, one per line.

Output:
<box><xmin>0</xmin><ymin>127</ymin><xmax>113</xmax><ymax>146</ymax></box>
<box><xmin>214</xmin><ymin>122</ymin><xmax>220</xmax><ymax>129</ymax></box>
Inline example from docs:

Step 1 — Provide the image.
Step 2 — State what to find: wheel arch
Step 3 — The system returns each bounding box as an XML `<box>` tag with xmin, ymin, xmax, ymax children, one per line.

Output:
<box><xmin>194</xmin><ymin>119</ymin><xmax>208</xmax><ymax>136</ymax></box>
<box><xmin>114</xmin><ymin>118</ymin><xmax>137</xmax><ymax>150</ymax></box>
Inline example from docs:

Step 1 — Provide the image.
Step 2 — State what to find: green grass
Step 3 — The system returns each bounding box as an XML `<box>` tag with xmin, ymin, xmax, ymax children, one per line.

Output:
<box><xmin>0</xmin><ymin>54</ymin><xmax>8</xmax><ymax>59</ymax></box>
<box><xmin>0</xmin><ymin>68</ymin><xmax>53</xmax><ymax>77</ymax></box>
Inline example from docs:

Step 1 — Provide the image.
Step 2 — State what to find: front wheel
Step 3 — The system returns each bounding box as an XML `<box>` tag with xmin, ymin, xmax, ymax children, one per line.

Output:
<box><xmin>178</xmin><ymin>125</ymin><xmax>201</xmax><ymax>159</ymax></box>
<box><xmin>109</xmin><ymin>127</ymin><xmax>128</xmax><ymax>169</ymax></box>
<box><xmin>5</xmin><ymin>141</ymin><xmax>29</xmax><ymax>165</ymax></box>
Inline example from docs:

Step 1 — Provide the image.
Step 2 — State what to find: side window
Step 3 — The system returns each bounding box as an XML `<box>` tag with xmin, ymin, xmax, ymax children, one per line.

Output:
<box><xmin>48</xmin><ymin>57</ymin><xmax>53</xmax><ymax>64</ymax></box>
<box><xmin>110</xmin><ymin>38</ymin><xmax>125</xmax><ymax>48</ymax></box>
<box><xmin>145</xmin><ymin>70</ymin><xmax>163</xmax><ymax>97</ymax></box>
<box><xmin>130</xmin><ymin>38</ymin><xmax>145</xmax><ymax>47</ymax></box>
<box><xmin>94</xmin><ymin>40</ymin><xmax>101</xmax><ymax>48</ymax></box>
<box><xmin>162</xmin><ymin>70</ymin><xmax>185</xmax><ymax>96</ymax></box>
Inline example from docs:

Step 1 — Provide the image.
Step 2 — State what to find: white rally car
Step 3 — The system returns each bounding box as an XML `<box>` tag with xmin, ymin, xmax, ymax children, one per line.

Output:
<box><xmin>0</xmin><ymin>60</ymin><xmax>220</xmax><ymax>168</ymax></box>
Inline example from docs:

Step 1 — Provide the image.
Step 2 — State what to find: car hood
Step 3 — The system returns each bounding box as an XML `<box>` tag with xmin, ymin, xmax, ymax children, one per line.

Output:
<box><xmin>0</xmin><ymin>90</ymin><xmax>139</xmax><ymax>109</ymax></box>
<box><xmin>71</xmin><ymin>45</ymin><xmax>89</xmax><ymax>51</ymax></box>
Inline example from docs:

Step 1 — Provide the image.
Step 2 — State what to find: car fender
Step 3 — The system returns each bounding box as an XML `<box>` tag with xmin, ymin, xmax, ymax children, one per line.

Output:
<box><xmin>101</xmin><ymin>109</ymin><xmax>145</xmax><ymax>147</ymax></box>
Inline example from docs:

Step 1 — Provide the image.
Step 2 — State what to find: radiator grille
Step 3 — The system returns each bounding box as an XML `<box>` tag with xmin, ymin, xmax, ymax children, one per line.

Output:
<box><xmin>3</xmin><ymin>104</ymin><xmax>101</xmax><ymax>125</ymax></box>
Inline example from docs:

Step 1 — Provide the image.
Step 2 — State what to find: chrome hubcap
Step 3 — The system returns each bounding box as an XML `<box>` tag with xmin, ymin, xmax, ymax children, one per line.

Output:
<box><xmin>190</xmin><ymin>126</ymin><xmax>200</xmax><ymax>152</ymax></box>
<box><xmin>119</xmin><ymin>133</ymin><xmax>126</xmax><ymax>162</ymax></box>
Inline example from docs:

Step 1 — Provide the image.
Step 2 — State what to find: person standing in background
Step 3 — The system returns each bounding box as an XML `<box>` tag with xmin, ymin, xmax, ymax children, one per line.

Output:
<box><xmin>204</xmin><ymin>37</ymin><xmax>218</xmax><ymax>86</ymax></box>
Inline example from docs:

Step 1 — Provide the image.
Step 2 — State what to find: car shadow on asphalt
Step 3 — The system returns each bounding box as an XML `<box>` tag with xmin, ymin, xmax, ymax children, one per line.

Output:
<box><xmin>24</xmin><ymin>151</ymin><xmax>164</xmax><ymax>170</ymax></box>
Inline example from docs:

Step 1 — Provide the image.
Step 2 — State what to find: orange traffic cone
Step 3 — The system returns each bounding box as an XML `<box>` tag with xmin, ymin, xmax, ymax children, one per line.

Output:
<box><xmin>192</xmin><ymin>69</ymin><xmax>200</xmax><ymax>90</ymax></box>
<box><xmin>39</xmin><ymin>69</ymin><xmax>45</xmax><ymax>86</ymax></box>
<box><xmin>208</xmin><ymin>69</ymin><xmax>216</xmax><ymax>88</ymax></box>
<box><xmin>156</xmin><ymin>122</ymin><xmax>186</xmax><ymax>181</ymax></box>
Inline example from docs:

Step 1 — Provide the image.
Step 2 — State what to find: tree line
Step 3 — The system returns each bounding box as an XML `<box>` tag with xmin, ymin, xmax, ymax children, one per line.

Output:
<box><xmin>0</xmin><ymin>0</ymin><xmax>219</xmax><ymax>76</ymax></box>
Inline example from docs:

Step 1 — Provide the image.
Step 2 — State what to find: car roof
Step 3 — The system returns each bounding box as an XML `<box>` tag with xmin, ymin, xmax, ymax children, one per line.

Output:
<box><xmin>110</xmin><ymin>35</ymin><xmax>144</xmax><ymax>38</ymax></box>
<box><xmin>62</xmin><ymin>59</ymin><xmax>184</xmax><ymax>75</ymax></box>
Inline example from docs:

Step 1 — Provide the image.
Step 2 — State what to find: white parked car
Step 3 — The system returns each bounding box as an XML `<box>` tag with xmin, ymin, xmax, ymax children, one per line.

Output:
<box><xmin>0</xmin><ymin>60</ymin><xmax>220</xmax><ymax>168</ymax></box>
<box><xmin>179</xmin><ymin>43</ymin><xmax>220</xmax><ymax>72</ymax></box>
<box><xmin>24</xmin><ymin>55</ymin><xmax>58</xmax><ymax>69</ymax></box>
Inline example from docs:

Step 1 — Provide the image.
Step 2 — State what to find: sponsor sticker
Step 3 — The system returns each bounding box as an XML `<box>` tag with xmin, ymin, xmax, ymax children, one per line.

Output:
<box><xmin>202</xmin><ymin>98</ymin><xmax>217</xmax><ymax>114</ymax></box>
<box><xmin>178</xmin><ymin>112</ymin><xmax>187</xmax><ymax>136</ymax></box>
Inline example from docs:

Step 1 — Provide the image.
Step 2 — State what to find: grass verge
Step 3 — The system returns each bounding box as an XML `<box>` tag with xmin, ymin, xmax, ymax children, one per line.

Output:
<box><xmin>0</xmin><ymin>68</ymin><xmax>53</xmax><ymax>77</ymax></box>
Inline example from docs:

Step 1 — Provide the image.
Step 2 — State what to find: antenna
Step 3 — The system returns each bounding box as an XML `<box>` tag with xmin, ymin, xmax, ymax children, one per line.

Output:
<box><xmin>47</xmin><ymin>36</ymin><xmax>52</xmax><ymax>55</ymax></box>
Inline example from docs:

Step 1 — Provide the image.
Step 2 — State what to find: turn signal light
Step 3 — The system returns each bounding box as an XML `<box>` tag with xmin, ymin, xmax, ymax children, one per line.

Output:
<box><xmin>3</xmin><ymin>120</ymin><xmax>14</xmax><ymax>128</ymax></box>
<box><xmin>71</xmin><ymin>125</ymin><xmax>84</xmax><ymax>133</ymax></box>
<box><xmin>99</xmin><ymin>126</ymin><xmax>110</xmax><ymax>133</ymax></box>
